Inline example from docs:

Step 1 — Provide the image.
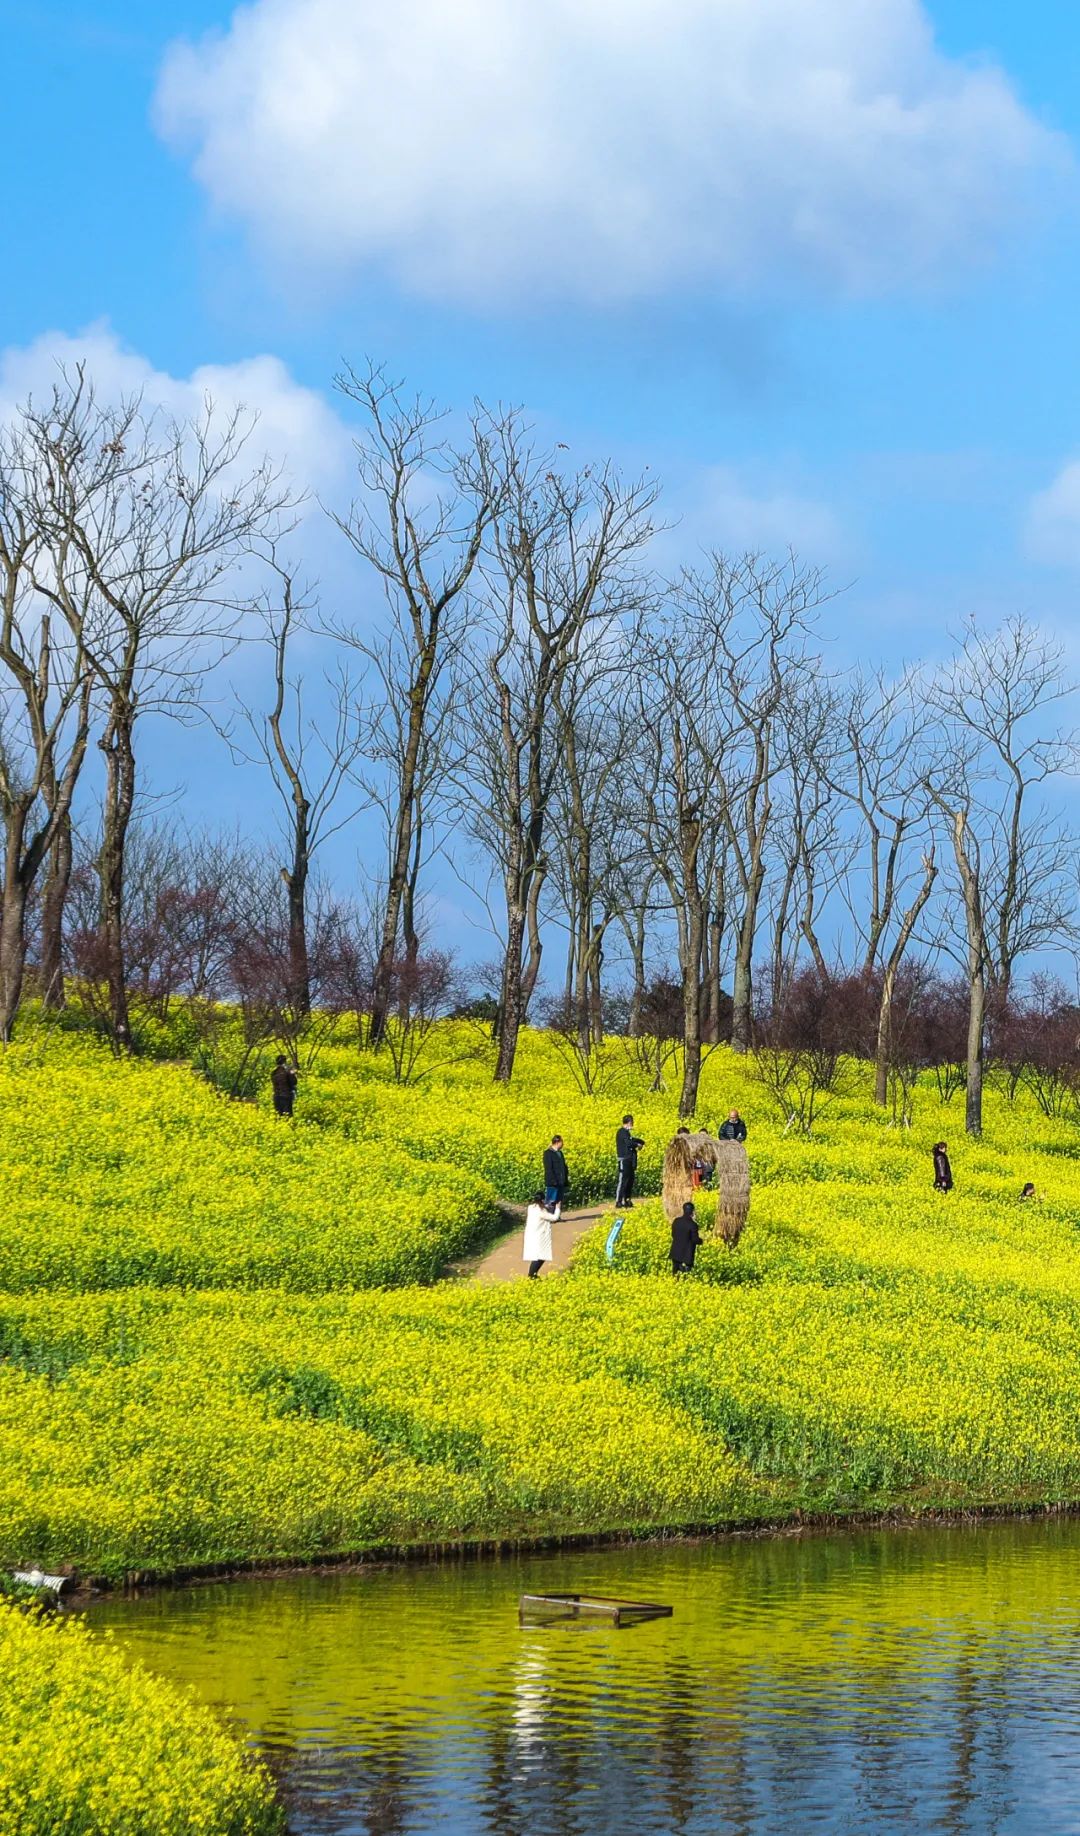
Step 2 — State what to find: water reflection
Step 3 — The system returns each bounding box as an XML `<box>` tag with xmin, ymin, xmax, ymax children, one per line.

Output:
<box><xmin>90</xmin><ymin>1519</ymin><xmax>1080</xmax><ymax>1834</ymax></box>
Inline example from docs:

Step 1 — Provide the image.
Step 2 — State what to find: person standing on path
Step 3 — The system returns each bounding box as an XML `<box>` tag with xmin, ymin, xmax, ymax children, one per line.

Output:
<box><xmin>271</xmin><ymin>1055</ymin><xmax>298</xmax><ymax>1118</ymax></box>
<box><xmin>933</xmin><ymin>1141</ymin><xmax>953</xmax><ymax>1192</ymax></box>
<box><xmin>543</xmin><ymin>1136</ymin><xmax>569</xmax><ymax>1207</ymax></box>
<box><xmin>718</xmin><ymin>1109</ymin><xmax>748</xmax><ymax>1142</ymax></box>
<box><xmin>523</xmin><ymin>1190</ymin><xmax>560</xmax><ymax>1279</ymax></box>
<box><xmin>615</xmin><ymin>1114</ymin><xmax>645</xmax><ymax>1206</ymax></box>
<box><xmin>669</xmin><ymin>1201</ymin><xmax>701</xmax><ymax>1276</ymax></box>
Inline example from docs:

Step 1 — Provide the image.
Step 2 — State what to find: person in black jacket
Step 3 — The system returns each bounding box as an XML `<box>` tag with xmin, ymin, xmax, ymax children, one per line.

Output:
<box><xmin>670</xmin><ymin>1201</ymin><xmax>701</xmax><ymax>1275</ymax></box>
<box><xmin>718</xmin><ymin>1109</ymin><xmax>747</xmax><ymax>1142</ymax></box>
<box><xmin>933</xmin><ymin>1141</ymin><xmax>953</xmax><ymax>1192</ymax></box>
<box><xmin>271</xmin><ymin>1055</ymin><xmax>298</xmax><ymax>1118</ymax></box>
<box><xmin>615</xmin><ymin>1114</ymin><xmax>645</xmax><ymax>1206</ymax></box>
<box><xmin>543</xmin><ymin>1135</ymin><xmax>569</xmax><ymax>1207</ymax></box>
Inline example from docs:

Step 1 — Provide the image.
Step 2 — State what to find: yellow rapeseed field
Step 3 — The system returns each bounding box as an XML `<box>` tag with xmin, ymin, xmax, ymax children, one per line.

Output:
<box><xmin>0</xmin><ymin>1602</ymin><xmax>281</xmax><ymax>1835</ymax></box>
<box><xmin>7</xmin><ymin>1017</ymin><xmax>1080</xmax><ymax>1830</ymax></box>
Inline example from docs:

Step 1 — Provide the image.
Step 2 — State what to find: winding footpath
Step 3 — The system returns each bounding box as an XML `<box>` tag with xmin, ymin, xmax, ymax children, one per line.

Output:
<box><xmin>449</xmin><ymin>1203</ymin><xmax>609</xmax><ymax>1283</ymax></box>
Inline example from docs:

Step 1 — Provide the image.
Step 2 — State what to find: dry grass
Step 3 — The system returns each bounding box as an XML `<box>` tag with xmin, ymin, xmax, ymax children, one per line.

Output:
<box><xmin>661</xmin><ymin>1130</ymin><xmax>750</xmax><ymax>1245</ymax></box>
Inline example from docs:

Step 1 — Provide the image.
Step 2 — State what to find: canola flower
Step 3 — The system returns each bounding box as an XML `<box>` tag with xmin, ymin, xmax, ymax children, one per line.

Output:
<box><xmin>7</xmin><ymin>1030</ymin><xmax>1080</xmax><ymax>1579</ymax></box>
<box><xmin>0</xmin><ymin>1602</ymin><xmax>281</xmax><ymax>1835</ymax></box>
<box><xmin>0</xmin><ymin>1037</ymin><xmax>498</xmax><ymax>1292</ymax></box>
<box><xmin>9</xmin><ymin>1020</ymin><xmax>1080</xmax><ymax>1827</ymax></box>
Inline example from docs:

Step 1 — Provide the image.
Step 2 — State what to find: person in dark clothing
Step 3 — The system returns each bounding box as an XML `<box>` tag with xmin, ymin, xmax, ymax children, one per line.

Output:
<box><xmin>670</xmin><ymin>1201</ymin><xmax>701</xmax><ymax>1275</ymax></box>
<box><xmin>933</xmin><ymin>1141</ymin><xmax>953</xmax><ymax>1192</ymax></box>
<box><xmin>718</xmin><ymin>1109</ymin><xmax>748</xmax><ymax>1142</ymax></box>
<box><xmin>615</xmin><ymin>1114</ymin><xmax>645</xmax><ymax>1206</ymax></box>
<box><xmin>543</xmin><ymin>1135</ymin><xmax>569</xmax><ymax>1207</ymax></box>
<box><xmin>271</xmin><ymin>1055</ymin><xmax>298</xmax><ymax>1118</ymax></box>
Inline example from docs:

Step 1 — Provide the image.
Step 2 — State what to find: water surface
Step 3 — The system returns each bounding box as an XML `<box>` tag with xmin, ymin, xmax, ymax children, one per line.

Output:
<box><xmin>92</xmin><ymin>1520</ymin><xmax>1080</xmax><ymax>1833</ymax></box>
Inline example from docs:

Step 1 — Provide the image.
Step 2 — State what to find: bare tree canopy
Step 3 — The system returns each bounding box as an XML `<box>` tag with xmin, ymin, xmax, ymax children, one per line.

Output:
<box><xmin>455</xmin><ymin>431</ymin><xmax>659</xmax><ymax>1082</ymax></box>
<box><xmin>13</xmin><ymin>366</ymin><xmax>289</xmax><ymax>1047</ymax></box>
<box><xmin>926</xmin><ymin>617</ymin><xmax>1079</xmax><ymax>1136</ymax></box>
<box><xmin>1</xmin><ymin>357</ymin><xmax>1079</xmax><ymax>1108</ymax></box>
<box><xmin>330</xmin><ymin>361</ymin><xmax>512</xmax><ymax>1047</ymax></box>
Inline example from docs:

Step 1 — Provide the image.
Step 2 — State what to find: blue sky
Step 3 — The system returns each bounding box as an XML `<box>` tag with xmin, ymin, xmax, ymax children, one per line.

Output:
<box><xmin>5</xmin><ymin>0</ymin><xmax>1080</xmax><ymax>955</ymax></box>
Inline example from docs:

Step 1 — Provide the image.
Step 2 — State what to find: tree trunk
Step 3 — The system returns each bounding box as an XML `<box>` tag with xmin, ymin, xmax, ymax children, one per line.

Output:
<box><xmin>874</xmin><ymin>969</ymin><xmax>893</xmax><ymax>1108</ymax></box>
<box><xmin>588</xmin><ymin>923</ymin><xmax>605</xmax><ymax>1049</ymax></box>
<box><xmin>98</xmin><ymin>712</ymin><xmax>136</xmax><ymax>1052</ymax></box>
<box><xmin>39</xmin><ymin>812</ymin><xmax>73</xmax><ymax>1010</ymax></box>
<box><xmin>0</xmin><ymin>869</ymin><xmax>28</xmax><ymax>1043</ymax></box>
<box><xmin>731</xmin><ymin>848</ymin><xmax>769</xmax><ymax>1053</ymax></box>
<box><xmin>617</xmin><ymin>897</ymin><xmax>649</xmax><ymax>1039</ymax></box>
<box><xmin>520</xmin><ymin>870</ymin><xmax>545</xmax><ymax>1019</ymax></box>
<box><xmin>370</xmin><ymin>842</ymin><xmax>409</xmax><ymax>1048</ymax></box>
<box><xmin>565</xmin><ymin>879</ymin><xmax>581</xmax><ymax>1025</ymax></box>
<box><xmin>574</xmin><ymin>907</ymin><xmax>590</xmax><ymax>1047</ymax></box>
<box><xmin>706</xmin><ymin>897</ymin><xmax>724</xmax><ymax>1042</ymax></box>
<box><xmin>943</xmin><ymin>809</ymin><xmax>985</xmax><ymax>1138</ymax></box>
<box><xmin>731</xmin><ymin>932</ymin><xmax>754</xmax><ymax>1055</ymax></box>
<box><xmin>495</xmin><ymin>905</ymin><xmax>527</xmax><ymax>1083</ymax></box>
<box><xmin>966</xmin><ymin>969</ymin><xmax>985</xmax><ymax>1137</ymax></box>
<box><xmin>402</xmin><ymin>809</ymin><xmax>423</xmax><ymax>969</ymax></box>
<box><xmin>872</xmin><ymin>851</ymin><xmax>936</xmax><ymax>1109</ymax></box>
<box><xmin>370</xmin><ymin>666</ymin><xmax>433</xmax><ymax>1047</ymax></box>
<box><xmin>283</xmin><ymin>807</ymin><xmax>310</xmax><ymax>1018</ymax></box>
<box><xmin>678</xmin><ymin>895</ymin><xmax>704</xmax><ymax>1118</ymax></box>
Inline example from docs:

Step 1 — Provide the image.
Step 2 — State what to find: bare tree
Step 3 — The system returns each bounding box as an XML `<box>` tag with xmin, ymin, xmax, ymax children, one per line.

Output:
<box><xmin>548</xmin><ymin>656</ymin><xmax>637</xmax><ymax>1049</ymax></box>
<box><xmin>630</xmin><ymin>615</ymin><xmax>733</xmax><ymax>1117</ymax></box>
<box><xmin>112</xmin><ymin>819</ymin><xmax>259</xmax><ymax>1020</ymax></box>
<box><xmin>0</xmin><ymin>380</ymin><xmax>95</xmax><ymax>1037</ymax></box>
<box><xmin>927</xmin><ymin>618</ymin><xmax>1079</xmax><ymax>1135</ymax></box>
<box><xmin>624</xmin><ymin>970</ymin><xmax>684</xmax><ymax>1091</ymax></box>
<box><xmin>676</xmin><ymin>552</ymin><xmax>825</xmax><ymax>1055</ymax></box>
<box><xmin>751</xmin><ymin>966</ymin><xmax>859</xmax><ymax>1136</ymax></box>
<box><xmin>537</xmin><ymin>989</ymin><xmax>622</xmax><ymax>1096</ymax></box>
<box><xmin>223</xmin><ymin>558</ymin><xmax>363</xmax><ymax>1017</ymax></box>
<box><xmin>825</xmin><ymin>671</ymin><xmax>939</xmax><ymax>1104</ymax></box>
<box><xmin>33</xmin><ymin>375</ymin><xmax>285</xmax><ymax>1048</ymax></box>
<box><xmin>331</xmin><ymin>363</ymin><xmax>508</xmax><ymax>1045</ymax></box>
<box><xmin>612</xmin><ymin>857</ymin><xmax>661</xmax><ymax>1038</ymax></box>
<box><xmin>460</xmin><ymin>441</ymin><xmax>658</xmax><ymax>1084</ymax></box>
<box><xmin>995</xmin><ymin>974</ymin><xmax>1080</xmax><ymax>1119</ymax></box>
<box><xmin>767</xmin><ymin>676</ymin><xmax>851</xmax><ymax>1002</ymax></box>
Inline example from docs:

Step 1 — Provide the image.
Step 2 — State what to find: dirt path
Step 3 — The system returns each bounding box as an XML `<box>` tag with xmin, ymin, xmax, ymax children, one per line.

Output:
<box><xmin>448</xmin><ymin>1202</ymin><xmax>610</xmax><ymax>1283</ymax></box>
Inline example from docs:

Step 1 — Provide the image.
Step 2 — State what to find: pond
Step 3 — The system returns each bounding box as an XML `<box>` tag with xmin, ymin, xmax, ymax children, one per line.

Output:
<box><xmin>91</xmin><ymin>1518</ymin><xmax>1080</xmax><ymax>1834</ymax></box>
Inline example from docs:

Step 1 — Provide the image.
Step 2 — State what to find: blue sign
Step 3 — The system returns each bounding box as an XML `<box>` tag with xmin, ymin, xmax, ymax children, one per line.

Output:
<box><xmin>605</xmin><ymin>1217</ymin><xmax>625</xmax><ymax>1263</ymax></box>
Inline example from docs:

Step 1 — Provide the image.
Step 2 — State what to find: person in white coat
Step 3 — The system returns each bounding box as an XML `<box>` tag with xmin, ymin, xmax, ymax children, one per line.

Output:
<box><xmin>523</xmin><ymin>1190</ymin><xmax>560</xmax><ymax>1278</ymax></box>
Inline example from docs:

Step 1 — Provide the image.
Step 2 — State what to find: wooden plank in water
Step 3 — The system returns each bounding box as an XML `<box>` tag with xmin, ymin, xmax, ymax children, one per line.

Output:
<box><xmin>519</xmin><ymin>1592</ymin><xmax>673</xmax><ymax>1626</ymax></box>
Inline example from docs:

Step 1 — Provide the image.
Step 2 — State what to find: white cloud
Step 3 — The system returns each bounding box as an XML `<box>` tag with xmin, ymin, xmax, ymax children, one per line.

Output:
<box><xmin>686</xmin><ymin>463</ymin><xmax>845</xmax><ymax>563</ymax></box>
<box><xmin>0</xmin><ymin>324</ymin><xmax>371</xmax><ymax>655</ymax></box>
<box><xmin>0</xmin><ymin>323</ymin><xmax>352</xmax><ymax>502</ymax></box>
<box><xmin>154</xmin><ymin>0</ymin><xmax>1067</xmax><ymax>307</ymax></box>
<box><xmin>1025</xmin><ymin>461</ymin><xmax>1080</xmax><ymax>568</ymax></box>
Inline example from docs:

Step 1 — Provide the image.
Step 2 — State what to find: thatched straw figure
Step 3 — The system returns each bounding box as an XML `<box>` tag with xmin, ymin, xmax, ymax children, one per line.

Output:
<box><xmin>662</xmin><ymin>1130</ymin><xmax>751</xmax><ymax>1247</ymax></box>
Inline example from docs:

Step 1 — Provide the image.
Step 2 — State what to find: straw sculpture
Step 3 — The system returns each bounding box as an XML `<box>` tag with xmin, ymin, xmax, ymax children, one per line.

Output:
<box><xmin>661</xmin><ymin>1130</ymin><xmax>751</xmax><ymax>1246</ymax></box>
